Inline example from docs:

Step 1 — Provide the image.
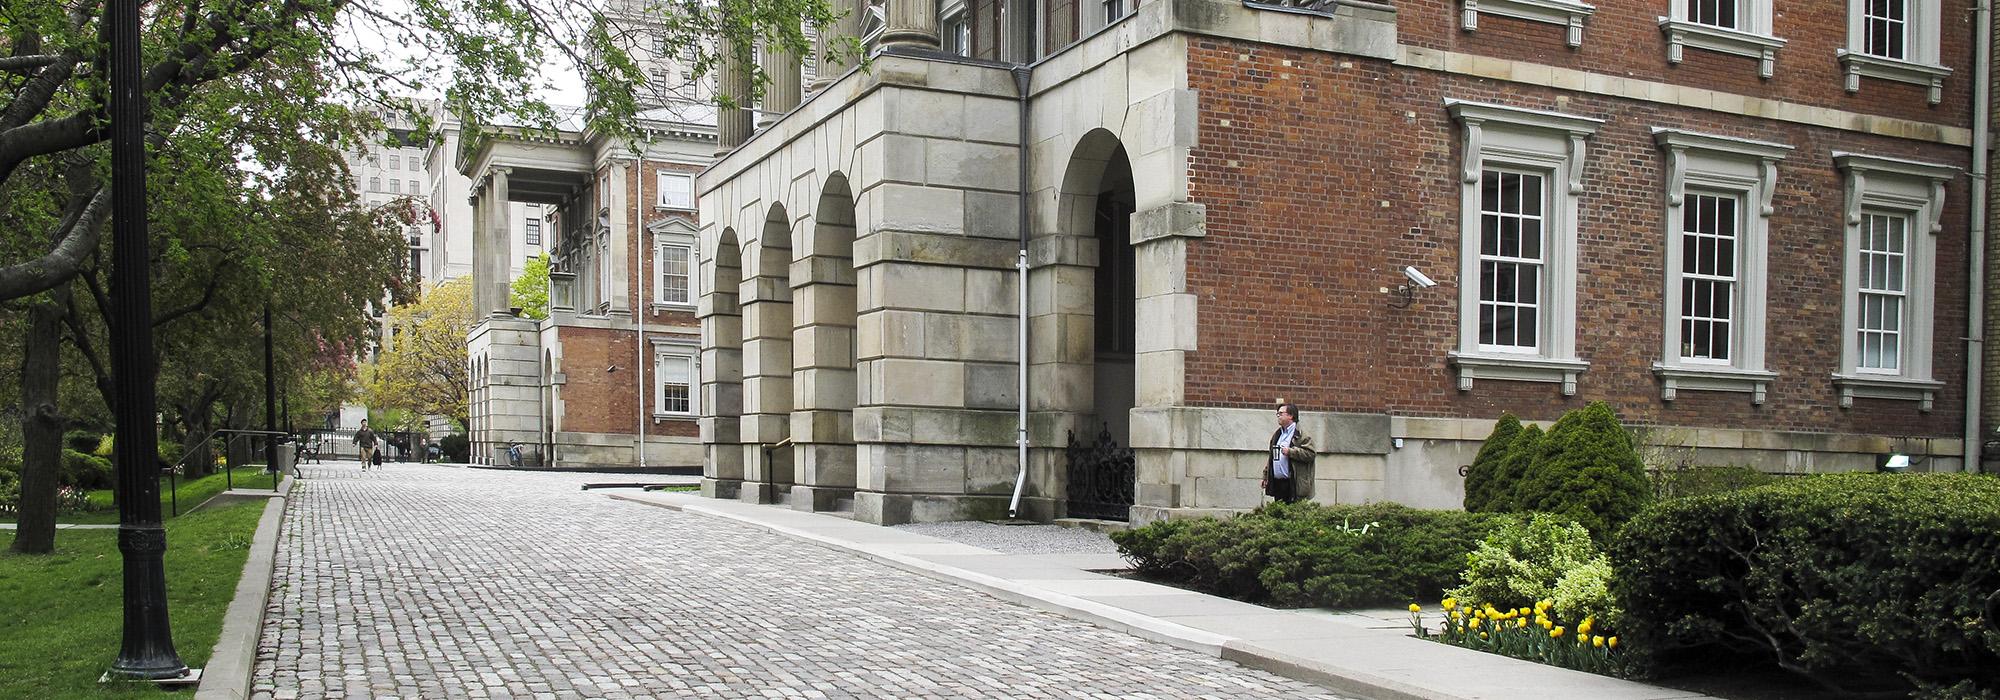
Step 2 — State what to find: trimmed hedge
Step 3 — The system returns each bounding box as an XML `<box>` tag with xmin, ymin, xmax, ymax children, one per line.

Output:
<box><xmin>60</xmin><ymin>449</ymin><xmax>113</xmax><ymax>490</ymax></box>
<box><xmin>1650</xmin><ymin>464</ymin><xmax>1779</xmax><ymax>500</ymax></box>
<box><xmin>1516</xmin><ymin>402</ymin><xmax>1650</xmax><ymax>541</ymax></box>
<box><xmin>1112</xmin><ymin>501</ymin><xmax>1516</xmax><ymax>608</ymax></box>
<box><xmin>1462</xmin><ymin>413</ymin><xmax>1522</xmax><ymax>513</ymax></box>
<box><xmin>1485</xmin><ymin>424</ymin><xmax>1544</xmax><ymax>514</ymax></box>
<box><xmin>1611</xmin><ymin>473</ymin><xmax>2000</xmax><ymax>695</ymax></box>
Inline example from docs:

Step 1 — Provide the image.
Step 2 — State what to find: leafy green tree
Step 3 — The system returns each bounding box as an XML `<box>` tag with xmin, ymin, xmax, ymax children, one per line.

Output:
<box><xmin>1462</xmin><ymin>413</ymin><xmax>1522</xmax><ymax>513</ymax></box>
<box><xmin>1515</xmin><ymin>402</ymin><xmax>1652</xmax><ymax>541</ymax></box>
<box><xmin>367</xmin><ymin>277</ymin><xmax>475</xmax><ymax>427</ymax></box>
<box><xmin>511</xmin><ymin>253</ymin><xmax>551</xmax><ymax>320</ymax></box>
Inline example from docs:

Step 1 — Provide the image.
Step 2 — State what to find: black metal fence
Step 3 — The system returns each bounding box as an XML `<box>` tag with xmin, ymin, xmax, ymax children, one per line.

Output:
<box><xmin>1065</xmin><ymin>424</ymin><xmax>1136</xmax><ymax>521</ymax></box>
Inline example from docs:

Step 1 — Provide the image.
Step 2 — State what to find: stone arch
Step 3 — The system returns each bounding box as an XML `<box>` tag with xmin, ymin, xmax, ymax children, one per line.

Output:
<box><xmin>701</xmin><ymin>227</ymin><xmax>749</xmax><ymax>496</ymax></box>
<box><xmin>740</xmin><ymin>206</ymin><xmax>797</xmax><ymax>503</ymax></box>
<box><xmin>789</xmin><ymin>173</ymin><xmax>860</xmax><ymax>510</ymax></box>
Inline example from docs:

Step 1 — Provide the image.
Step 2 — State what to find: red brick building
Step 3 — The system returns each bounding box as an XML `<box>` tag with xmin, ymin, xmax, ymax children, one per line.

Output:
<box><xmin>698</xmin><ymin>0</ymin><xmax>1990</xmax><ymax>522</ymax></box>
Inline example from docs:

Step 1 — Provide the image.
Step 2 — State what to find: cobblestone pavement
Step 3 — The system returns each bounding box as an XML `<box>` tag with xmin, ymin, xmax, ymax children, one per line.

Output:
<box><xmin>252</xmin><ymin>462</ymin><xmax>1352</xmax><ymax>699</ymax></box>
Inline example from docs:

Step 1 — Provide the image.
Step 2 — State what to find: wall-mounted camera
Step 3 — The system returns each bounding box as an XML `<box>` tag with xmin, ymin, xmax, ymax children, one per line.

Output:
<box><xmin>1390</xmin><ymin>266</ymin><xmax>1439</xmax><ymax>308</ymax></box>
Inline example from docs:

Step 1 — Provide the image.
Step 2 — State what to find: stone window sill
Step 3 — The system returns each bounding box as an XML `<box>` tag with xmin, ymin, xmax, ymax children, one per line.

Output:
<box><xmin>1462</xmin><ymin>0</ymin><xmax>1595</xmax><ymax>47</ymax></box>
<box><xmin>1658</xmin><ymin>18</ymin><xmax>1785</xmax><ymax>78</ymax></box>
<box><xmin>1833</xmin><ymin>374</ymin><xmax>1943</xmax><ymax>412</ymax></box>
<box><xmin>1836</xmin><ymin>51</ymin><xmax>1951</xmax><ymax>105</ymax></box>
<box><xmin>1653</xmin><ymin>363</ymin><xmax>1777</xmax><ymax>404</ymax></box>
<box><xmin>1448</xmin><ymin>351</ymin><xmax>1589</xmax><ymax>395</ymax></box>
<box><xmin>652</xmin><ymin>413</ymin><xmax>698</xmax><ymax>422</ymax></box>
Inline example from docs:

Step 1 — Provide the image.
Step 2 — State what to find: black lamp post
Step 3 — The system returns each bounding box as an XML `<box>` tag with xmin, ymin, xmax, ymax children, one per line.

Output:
<box><xmin>107</xmin><ymin>0</ymin><xmax>190</xmax><ymax>681</ymax></box>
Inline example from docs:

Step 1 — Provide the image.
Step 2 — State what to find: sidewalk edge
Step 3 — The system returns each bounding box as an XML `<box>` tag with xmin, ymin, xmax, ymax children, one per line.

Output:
<box><xmin>192</xmin><ymin>483</ymin><xmax>289</xmax><ymax>700</ymax></box>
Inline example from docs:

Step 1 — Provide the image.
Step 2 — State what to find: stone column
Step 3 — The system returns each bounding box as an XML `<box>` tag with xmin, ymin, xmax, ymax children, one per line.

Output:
<box><xmin>699</xmin><ymin>285</ymin><xmax>746</xmax><ymax>499</ymax></box>
<box><xmin>812</xmin><ymin>0</ymin><xmax>862</xmax><ymax>92</ymax></box>
<box><xmin>880</xmin><ymin>0</ymin><xmax>941</xmax><ymax>50</ymax></box>
<box><xmin>469</xmin><ymin>182</ymin><xmax>493</xmax><ymax>322</ymax></box>
<box><xmin>481</xmin><ymin>168</ymin><xmax>514</xmax><ymax>317</ymax></box>
<box><xmin>717</xmin><ymin>38</ymin><xmax>755</xmax><ymax>152</ymax></box>
<box><xmin>738</xmin><ymin>268</ymin><xmax>795</xmax><ymax>503</ymax></box>
<box><xmin>787</xmin><ymin>240</ymin><xmax>858</xmax><ymax>512</ymax></box>
<box><xmin>606</xmin><ymin>161</ymin><xmax>631</xmax><ymax>316</ymax></box>
<box><xmin>760</xmin><ymin>41</ymin><xmax>802</xmax><ymax>119</ymax></box>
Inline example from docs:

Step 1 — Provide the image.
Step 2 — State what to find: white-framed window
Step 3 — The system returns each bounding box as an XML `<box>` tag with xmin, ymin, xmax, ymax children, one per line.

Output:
<box><xmin>1832</xmin><ymin>152</ymin><xmax>1955</xmax><ymax>411</ymax></box>
<box><xmin>1446</xmin><ymin>100</ymin><xmax>1601</xmax><ymax>395</ymax></box>
<box><xmin>1651</xmin><ymin>129</ymin><xmax>1790</xmax><ymax>404</ymax></box>
<box><xmin>408</xmin><ymin>156</ymin><xmax>421</xmax><ymax>170</ymax></box>
<box><xmin>525</xmin><ymin>217</ymin><xmax>541</xmax><ymax>246</ymax></box>
<box><xmin>1457</xmin><ymin>0</ymin><xmax>1597</xmax><ymax>48</ymax></box>
<box><xmin>388</xmin><ymin>155</ymin><xmax>400</xmax><ymax>171</ymax></box>
<box><xmin>388</xmin><ymin>179</ymin><xmax>400</xmax><ymax>194</ymax></box>
<box><xmin>652</xmin><ymin>347</ymin><xmax>698</xmax><ymax>416</ymax></box>
<box><xmin>651</xmin><ymin>33</ymin><xmax>668</xmax><ymax>54</ymax></box>
<box><xmin>657</xmin><ymin>172</ymin><xmax>695</xmax><ymax>209</ymax></box>
<box><xmin>1838</xmin><ymin>0</ymin><xmax>1949</xmax><ymax>104</ymax></box>
<box><xmin>1102</xmin><ymin>0</ymin><xmax>1126</xmax><ymax>25</ymax></box>
<box><xmin>653</xmin><ymin>225</ymin><xmax>697</xmax><ymax>307</ymax></box>
<box><xmin>942</xmin><ymin>7</ymin><xmax>971</xmax><ymax>57</ymax></box>
<box><xmin>368</xmin><ymin>176</ymin><xmax>381</xmax><ymax>192</ymax></box>
<box><xmin>1659</xmin><ymin>0</ymin><xmax>1784</xmax><ymax>78</ymax></box>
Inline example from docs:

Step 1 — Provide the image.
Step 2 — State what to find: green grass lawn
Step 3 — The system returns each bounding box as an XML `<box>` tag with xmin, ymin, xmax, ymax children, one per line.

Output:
<box><xmin>4</xmin><ymin>468</ymin><xmax>279</xmax><ymax>525</ymax></box>
<box><xmin>0</xmin><ymin>499</ymin><xmax>266</xmax><ymax>698</ymax></box>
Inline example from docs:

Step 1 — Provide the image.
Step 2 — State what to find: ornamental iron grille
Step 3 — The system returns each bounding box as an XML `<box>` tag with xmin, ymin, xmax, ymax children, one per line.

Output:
<box><xmin>1065</xmin><ymin>424</ymin><xmax>1136</xmax><ymax>521</ymax></box>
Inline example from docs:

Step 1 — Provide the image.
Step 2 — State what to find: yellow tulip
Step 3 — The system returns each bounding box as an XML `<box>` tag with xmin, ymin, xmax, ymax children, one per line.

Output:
<box><xmin>1540</xmin><ymin>619</ymin><xmax>1553</xmax><ymax>630</ymax></box>
<box><xmin>1409</xmin><ymin>604</ymin><xmax>1423</xmax><ymax>613</ymax></box>
<box><xmin>1592</xmin><ymin>636</ymin><xmax>1605</xmax><ymax>648</ymax></box>
<box><xmin>1469</xmin><ymin>618</ymin><xmax>1482</xmax><ymax>629</ymax></box>
<box><xmin>1579</xmin><ymin>618</ymin><xmax>1594</xmax><ymax>636</ymax></box>
<box><xmin>1441</xmin><ymin>598</ymin><xmax>1457</xmax><ymax>611</ymax></box>
<box><xmin>1480</xmin><ymin>632</ymin><xmax>1489</xmax><ymax>639</ymax></box>
<box><xmin>1608</xmin><ymin>637</ymin><xmax>1619</xmax><ymax>649</ymax></box>
<box><xmin>1551</xmin><ymin>627</ymin><xmax>1565</xmax><ymax>638</ymax></box>
<box><xmin>1517</xmin><ymin>607</ymin><xmax>1530</xmax><ymax>616</ymax></box>
<box><xmin>1516</xmin><ymin>618</ymin><xmax>1527</xmax><ymax>629</ymax></box>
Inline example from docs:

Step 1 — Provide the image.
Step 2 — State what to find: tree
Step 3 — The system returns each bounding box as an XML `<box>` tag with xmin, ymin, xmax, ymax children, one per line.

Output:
<box><xmin>368</xmin><ymin>277</ymin><xmax>475</xmax><ymax>427</ymax></box>
<box><xmin>1462</xmin><ymin>413</ymin><xmax>1522</xmax><ymax>513</ymax></box>
<box><xmin>1486</xmin><ymin>424</ymin><xmax>1545</xmax><ymax>514</ymax></box>
<box><xmin>1515</xmin><ymin>402</ymin><xmax>1652</xmax><ymax>541</ymax></box>
<box><xmin>511</xmin><ymin>253</ymin><xmax>551</xmax><ymax>320</ymax></box>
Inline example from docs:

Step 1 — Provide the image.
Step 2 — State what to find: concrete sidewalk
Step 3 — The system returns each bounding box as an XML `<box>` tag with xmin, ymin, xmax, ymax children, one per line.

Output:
<box><xmin>609</xmin><ymin>491</ymin><xmax>1711</xmax><ymax>700</ymax></box>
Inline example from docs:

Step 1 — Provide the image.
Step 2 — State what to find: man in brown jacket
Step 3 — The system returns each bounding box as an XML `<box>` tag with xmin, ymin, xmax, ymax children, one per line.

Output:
<box><xmin>1262</xmin><ymin>403</ymin><xmax>1314</xmax><ymax>504</ymax></box>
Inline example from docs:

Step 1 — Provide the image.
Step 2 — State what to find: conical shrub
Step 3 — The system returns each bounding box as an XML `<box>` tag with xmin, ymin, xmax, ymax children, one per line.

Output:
<box><xmin>1462</xmin><ymin>413</ymin><xmax>1523</xmax><ymax>512</ymax></box>
<box><xmin>1486</xmin><ymin>424</ymin><xmax>1545</xmax><ymax>513</ymax></box>
<box><xmin>1515</xmin><ymin>401</ymin><xmax>1651</xmax><ymax>541</ymax></box>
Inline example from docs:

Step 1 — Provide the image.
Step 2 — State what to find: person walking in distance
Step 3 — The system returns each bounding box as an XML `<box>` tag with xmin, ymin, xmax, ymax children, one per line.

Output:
<box><xmin>354</xmin><ymin>420</ymin><xmax>379</xmax><ymax>471</ymax></box>
<box><xmin>1262</xmin><ymin>402</ymin><xmax>1315</xmax><ymax>504</ymax></box>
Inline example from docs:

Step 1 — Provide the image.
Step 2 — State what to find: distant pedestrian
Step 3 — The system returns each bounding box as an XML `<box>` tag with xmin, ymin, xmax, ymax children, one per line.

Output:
<box><xmin>354</xmin><ymin>420</ymin><xmax>379</xmax><ymax>471</ymax></box>
<box><xmin>1262</xmin><ymin>403</ymin><xmax>1314</xmax><ymax>504</ymax></box>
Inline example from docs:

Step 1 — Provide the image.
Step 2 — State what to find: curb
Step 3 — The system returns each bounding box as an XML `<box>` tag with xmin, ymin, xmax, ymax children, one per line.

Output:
<box><xmin>193</xmin><ymin>477</ymin><xmax>292</xmax><ymax>700</ymax></box>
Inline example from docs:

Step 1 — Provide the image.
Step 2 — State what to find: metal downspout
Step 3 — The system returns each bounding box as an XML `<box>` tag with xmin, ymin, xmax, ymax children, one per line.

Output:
<box><xmin>1009</xmin><ymin>65</ymin><xmax>1033</xmax><ymax>519</ymax></box>
<box><xmin>1968</xmin><ymin>0</ymin><xmax>1992</xmax><ymax>472</ymax></box>
<box><xmin>637</xmin><ymin>158</ymin><xmax>650</xmax><ymax>470</ymax></box>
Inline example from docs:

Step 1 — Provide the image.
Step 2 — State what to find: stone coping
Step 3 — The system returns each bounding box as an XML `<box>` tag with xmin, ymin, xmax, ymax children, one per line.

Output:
<box><xmin>193</xmin><ymin>476</ymin><xmax>292</xmax><ymax>700</ymax></box>
<box><xmin>608</xmin><ymin>490</ymin><xmax>1714</xmax><ymax>700</ymax></box>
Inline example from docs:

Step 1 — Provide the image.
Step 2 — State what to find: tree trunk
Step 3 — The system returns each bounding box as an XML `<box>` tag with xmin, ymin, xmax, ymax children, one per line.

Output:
<box><xmin>11</xmin><ymin>294</ymin><xmax>66</xmax><ymax>554</ymax></box>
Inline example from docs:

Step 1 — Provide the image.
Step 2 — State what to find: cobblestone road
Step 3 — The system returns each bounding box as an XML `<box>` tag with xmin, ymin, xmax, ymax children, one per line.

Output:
<box><xmin>252</xmin><ymin>462</ymin><xmax>1350</xmax><ymax>699</ymax></box>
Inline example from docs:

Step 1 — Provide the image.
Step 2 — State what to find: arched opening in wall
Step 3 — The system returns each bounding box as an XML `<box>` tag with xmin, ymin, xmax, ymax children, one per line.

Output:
<box><xmin>746</xmin><ymin>206</ymin><xmax>797</xmax><ymax>502</ymax></box>
<box><xmin>792</xmin><ymin>173</ymin><xmax>859</xmax><ymax>510</ymax></box>
<box><xmin>1050</xmin><ymin>129</ymin><xmax>1137</xmax><ymax>520</ymax></box>
<box><xmin>702</xmin><ymin>227</ymin><xmax>748</xmax><ymax>493</ymax></box>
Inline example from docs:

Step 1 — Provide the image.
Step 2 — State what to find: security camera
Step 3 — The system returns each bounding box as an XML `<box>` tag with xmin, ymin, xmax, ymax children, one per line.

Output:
<box><xmin>1404</xmin><ymin>266</ymin><xmax>1438</xmax><ymax>289</ymax></box>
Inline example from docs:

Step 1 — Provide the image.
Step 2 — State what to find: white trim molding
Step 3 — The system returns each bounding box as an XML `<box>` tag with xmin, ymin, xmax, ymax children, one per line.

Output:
<box><xmin>1659</xmin><ymin>0</ymin><xmax>1785</xmax><ymax>79</ymax></box>
<box><xmin>1653</xmin><ymin>129</ymin><xmax>1790</xmax><ymax>404</ymax></box>
<box><xmin>1447</xmin><ymin>100</ymin><xmax>1602</xmax><ymax>395</ymax></box>
<box><xmin>1461</xmin><ymin>0</ymin><xmax>1596</xmax><ymax>48</ymax></box>
<box><xmin>1831</xmin><ymin>152</ymin><xmax>1957</xmax><ymax>411</ymax></box>
<box><xmin>1839</xmin><ymin>0</ymin><xmax>1948</xmax><ymax>104</ymax></box>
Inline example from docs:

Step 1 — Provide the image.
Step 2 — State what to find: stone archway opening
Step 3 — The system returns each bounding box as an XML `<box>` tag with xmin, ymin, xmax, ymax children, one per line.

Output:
<box><xmin>742</xmin><ymin>206</ymin><xmax>796</xmax><ymax>503</ymax></box>
<box><xmin>701</xmin><ymin>227</ymin><xmax>748</xmax><ymax>497</ymax></box>
<box><xmin>791</xmin><ymin>174</ymin><xmax>860</xmax><ymax>511</ymax></box>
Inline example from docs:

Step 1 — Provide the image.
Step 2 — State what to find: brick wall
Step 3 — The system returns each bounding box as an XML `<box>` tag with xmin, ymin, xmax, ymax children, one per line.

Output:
<box><xmin>1395</xmin><ymin>0</ymin><xmax>1978</xmax><ymax>126</ymax></box>
<box><xmin>1181</xmin><ymin>37</ymin><xmax>1970</xmax><ymax>436</ymax></box>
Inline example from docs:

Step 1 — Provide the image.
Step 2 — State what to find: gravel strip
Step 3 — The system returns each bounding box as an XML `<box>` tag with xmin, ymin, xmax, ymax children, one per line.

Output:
<box><xmin>892</xmin><ymin>520</ymin><xmax>1125</xmax><ymax>555</ymax></box>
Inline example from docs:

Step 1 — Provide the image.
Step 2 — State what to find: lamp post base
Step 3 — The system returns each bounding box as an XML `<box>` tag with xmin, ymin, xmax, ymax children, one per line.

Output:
<box><xmin>102</xmin><ymin>667</ymin><xmax>201</xmax><ymax>686</ymax></box>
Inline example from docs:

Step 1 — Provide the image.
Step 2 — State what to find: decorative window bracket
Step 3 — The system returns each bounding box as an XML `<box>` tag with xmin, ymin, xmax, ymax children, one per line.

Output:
<box><xmin>1658</xmin><ymin>18</ymin><xmax>1785</xmax><ymax>78</ymax></box>
<box><xmin>1837</xmin><ymin>51</ymin><xmax>1951</xmax><ymax>105</ymax></box>
<box><xmin>1461</xmin><ymin>0</ymin><xmax>1595</xmax><ymax>48</ymax></box>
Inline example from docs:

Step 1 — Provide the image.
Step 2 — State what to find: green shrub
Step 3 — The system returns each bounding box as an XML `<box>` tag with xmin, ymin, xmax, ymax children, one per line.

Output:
<box><xmin>439</xmin><ymin>434</ymin><xmax>469</xmax><ymax>462</ymax></box>
<box><xmin>59</xmin><ymin>449</ymin><xmax>113</xmax><ymax>490</ymax></box>
<box><xmin>93</xmin><ymin>435</ymin><xmax>114</xmax><ymax>458</ymax></box>
<box><xmin>1486</xmin><ymin>424</ymin><xmax>1545</xmax><ymax>513</ymax></box>
<box><xmin>1514</xmin><ymin>402</ymin><xmax>1650</xmax><ymax>541</ymax></box>
<box><xmin>1463</xmin><ymin>413</ymin><xmax>1522</xmax><ymax>513</ymax></box>
<box><xmin>1650</xmin><ymin>464</ymin><xmax>1779</xmax><ymax>500</ymax></box>
<box><xmin>1611</xmin><ymin>473</ymin><xmax>2000</xmax><ymax>693</ymax></box>
<box><xmin>1113</xmin><ymin>501</ymin><xmax>1515</xmax><ymax>608</ymax></box>
<box><xmin>1550</xmin><ymin>555</ymin><xmax>1619</xmax><ymax>630</ymax></box>
<box><xmin>0</xmin><ymin>479</ymin><xmax>17</xmax><ymax>518</ymax></box>
<box><xmin>158</xmin><ymin>441</ymin><xmax>185</xmax><ymax>471</ymax></box>
<box><xmin>1444</xmin><ymin>513</ymin><xmax>1600</xmax><ymax>614</ymax></box>
<box><xmin>62</xmin><ymin>430</ymin><xmax>102</xmax><ymax>454</ymax></box>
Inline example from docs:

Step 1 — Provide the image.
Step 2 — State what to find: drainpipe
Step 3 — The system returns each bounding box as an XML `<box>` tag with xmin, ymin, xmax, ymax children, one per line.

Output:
<box><xmin>637</xmin><ymin>156</ymin><xmax>650</xmax><ymax>470</ymax></box>
<box><xmin>1009</xmin><ymin>65</ymin><xmax>1033</xmax><ymax>519</ymax></box>
<box><xmin>1967</xmin><ymin>0</ymin><xmax>1991</xmax><ymax>472</ymax></box>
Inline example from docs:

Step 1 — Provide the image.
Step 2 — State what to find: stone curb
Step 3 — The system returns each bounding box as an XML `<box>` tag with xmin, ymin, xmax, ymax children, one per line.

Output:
<box><xmin>193</xmin><ymin>476</ymin><xmax>293</xmax><ymax>700</ymax></box>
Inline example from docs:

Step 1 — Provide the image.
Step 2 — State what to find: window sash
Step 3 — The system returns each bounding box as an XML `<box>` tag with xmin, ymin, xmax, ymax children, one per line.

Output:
<box><xmin>1863</xmin><ymin>0</ymin><xmax>1908</xmax><ymax>59</ymax></box>
<box><xmin>658</xmin><ymin>173</ymin><xmax>694</xmax><ymax>209</ymax></box>
<box><xmin>1856</xmin><ymin>212</ymin><xmax>1909</xmax><ymax>372</ymax></box>
<box><xmin>657</xmin><ymin>244</ymin><xmax>692</xmax><ymax>304</ymax></box>
<box><xmin>1476</xmin><ymin>169</ymin><xmax>1547</xmax><ymax>352</ymax></box>
<box><xmin>655</xmin><ymin>354</ymin><xmax>694</xmax><ymax>414</ymax></box>
<box><xmin>1687</xmin><ymin>0</ymin><xmax>1742</xmax><ymax>29</ymax></box>
<box><xmin>1678</xmin><ymin>193</ymin><xmax>1740</xmax><ymax>362</ymax></box>
<box><xmin>525</xmin><ymin>218</ymin><xmax>541</xmax><ymax>246</ymax></box>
